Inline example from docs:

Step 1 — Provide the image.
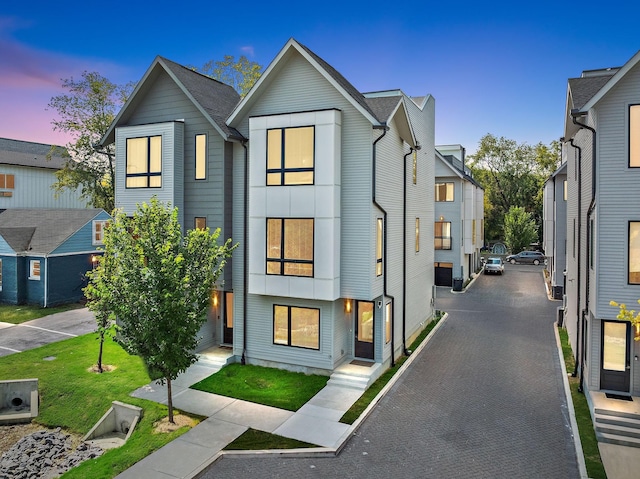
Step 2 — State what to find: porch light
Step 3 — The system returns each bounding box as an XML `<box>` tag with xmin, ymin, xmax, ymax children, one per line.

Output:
<box><xmin>635</xmin><ymin>322</ymin><xmax>640</xmax><ymax>341</ymax></box>
<box><xmin>345</xmin><ymin>299</ymin><xmax>352</xmax><ymax>314</ymax></box>
<box><xmin>439</xmin><ymin>215</ymin><xmax>444</xmax><ymax>221</ymax></box>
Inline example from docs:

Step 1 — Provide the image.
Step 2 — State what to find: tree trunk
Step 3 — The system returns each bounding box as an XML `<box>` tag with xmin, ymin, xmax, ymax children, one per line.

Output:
<box><xmin>97</xmin><ymin>332</ymin><xmax>104</xmax><ymax>373</ymax></box>
<box><xmin>167</xmin><ymin>377</ymin><xmax>174</xmax><ymax>424</ymax></box>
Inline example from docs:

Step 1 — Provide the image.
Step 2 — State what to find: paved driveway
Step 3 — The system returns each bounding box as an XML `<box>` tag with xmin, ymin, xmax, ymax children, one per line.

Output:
<box><xmin>202</xmin><ymin>264</ymin><xmax>580</xmax><ymax>478</ymax></box>
<box><xmin>0</xmin><ymin>308</ymin><xmax>96</xmax><ymax>357</ymax></box>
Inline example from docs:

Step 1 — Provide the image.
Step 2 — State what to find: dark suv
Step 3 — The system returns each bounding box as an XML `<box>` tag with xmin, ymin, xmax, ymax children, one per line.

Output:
<box><xmin>505</xmin><ymin>250</ymin><xmax>546</xmax><ymax>265</ymax></box>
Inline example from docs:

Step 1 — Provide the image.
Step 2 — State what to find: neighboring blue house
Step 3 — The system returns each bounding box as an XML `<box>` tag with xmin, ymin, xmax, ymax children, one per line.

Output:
<box><xmin>0</xmin><ymin>208</ymin><xmax>110</xmax><ymax>306</ymax></box>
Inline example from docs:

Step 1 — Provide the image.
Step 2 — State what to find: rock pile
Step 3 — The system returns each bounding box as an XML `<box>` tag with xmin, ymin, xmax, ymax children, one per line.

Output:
<box><xmin>0</xmin><ymin>428</ymin><xmax>103</xmax><ymax>478</ymax></box>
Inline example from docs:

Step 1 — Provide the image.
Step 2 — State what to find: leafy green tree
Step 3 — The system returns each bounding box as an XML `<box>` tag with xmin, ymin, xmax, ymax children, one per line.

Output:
<box><xmin>468</xmin><ymin>134</ymin><xmax>560</xmax><ymax>242</ymax></box>
<box><xmin>198</xmin><ymin>55</ymin><xmax>262</xmax><ymax>97</ymax></box>
<box><xmin>48</xmin><ymin>72</ymin><xmax>134</xmax><ymax>212</ymax></box>
<box><xmin>504</xmin><ymin>206</ymin><xmax>538</xmax><ymax>254</ymax></box>
<box><xmin>85</xmin><ymin>198</ymin><xmax>235</xmax><ymax>422</ymax></box>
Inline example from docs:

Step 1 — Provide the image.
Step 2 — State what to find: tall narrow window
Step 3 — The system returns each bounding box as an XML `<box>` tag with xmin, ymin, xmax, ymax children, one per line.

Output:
<box><xmin>376</xmin><ymin>218</ymin><xmax>383</xmax><ymax>276</ymax></box>
<box><xmin>630</xmin><ymin>104</ymin><xmax>640</xmax><ymax>167</ymax></box>
<box><xmin>267</xmin><ymin>218</ymin><xmax>314</xmax><ymax>277</ymax></box>
<box><xmin>563</xmin><ymin>180</ymin><xmax>568</xmax><ymax>201</ymax></box>
<box><xmin>472</xmin><ymin>219</ymin><xmax>477</xmax><ymax>245</ymax></box>
<box><xmin>267</xmin><ymin>126</ymin><xmax>314</xmax><ymax>185</ymax></box>
<box><xmin>195</xmin><ymin>134</ymin><xmax>207</xmax><ymax>179</ymax></box>
<box><xmin>385</xmin><ymin>302</ymin><xmax>392</xmax><ymax>344</ymax></box>
<box><xmin>415</xmin><ymin>218</ymin><xmax>420</xmax><ymax>252</ymax></box>
<box><xmin>629</xmin><ymin>222</ymin><xmax>640</xmax><ymax>284</ymax></box>
<box><xmin>412</xmin><ymin>150</ymin><xmax>417</xmax><ymax>184</ymax></box>
<box><xmin>126</xmin><ymin>136</ymin><xmax>162</xmax><ymax>188</ymax></box>
<box><xmin>273</xmin><ymin>305</ymin><xmax>320</xmax><ymax>349</ymax></box>
<box><xmin>435</xmin><ymin>182</ymin><xmax>454</xmax><ymax>201</ymax></box>
<box><xmin>435</xmin><ymin>221</ymin><xmax>452</xmax><ymax>250</ymax></box>
<box><xmin>29</xmin><ymin>260</ymin><xmax>40</xmax><ymax>280</ymax></box>
<box><xmin>92</xmin><ymin>220</ymin><xmax>108</xmax><ymax>246</ymax></box>
<box><xmin>590</xmin><ymin>219</ymin><xmax>594</xmax><ymax>270</ymax></box>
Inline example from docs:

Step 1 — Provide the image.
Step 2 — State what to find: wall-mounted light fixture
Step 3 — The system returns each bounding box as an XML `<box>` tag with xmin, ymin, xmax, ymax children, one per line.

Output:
<box><xmin>635</xmin><ymin>322</ymin><xmax>640</xmax><ymax>341</ymax></box>
<box><xmin>212</xmin><ymin>290</ymin><xmax>219</xmax><ymax>308</ymax></box>
<box><xmin>345</xmin><ymin>299</ymin><xmax>352</xmax><ymax>314</ymax></box>
<box><xmin>439</xmin><ymin>215</ymin><xmax>444</xmax><ymax>221</ymax></box>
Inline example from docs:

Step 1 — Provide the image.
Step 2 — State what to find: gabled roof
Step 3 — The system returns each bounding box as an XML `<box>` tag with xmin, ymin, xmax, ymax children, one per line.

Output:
<box><xmin>101</xmin><ymin>57</ymin><xmax>242</xmax><ymax>146</ymax></box>
<box><xmin>435</xmin><ymin>149</ymin><xmax>483</xmax><ymax>190</ymax></box>
<box><xmin>0</xmin><ymin>209</ymin><xmax>105</xmax><ymax>254</ymax></box>
<box><xmin>0</xmin><ymin>138</ymin><xmax>68</xmax><ymax>169</ymax></box>
<box><xmin>228</xmin><ymin>39</ymin><xmax>420</xmax><ymax>148</ymax></box>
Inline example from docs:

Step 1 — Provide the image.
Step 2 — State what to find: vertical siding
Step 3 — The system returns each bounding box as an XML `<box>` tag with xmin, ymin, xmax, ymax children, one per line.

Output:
<box><xmin>0</xmin><ymin>255</ymin><xmax>18</xmax><ymax>304</ymax></box>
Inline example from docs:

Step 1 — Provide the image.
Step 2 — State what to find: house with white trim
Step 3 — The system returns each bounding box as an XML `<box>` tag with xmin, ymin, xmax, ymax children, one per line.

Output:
<box><xmin>563</xmin><ymin>50</ymin><xmax>640</xmax><ymax>401</ymax></box>
<box><xmin>433</xmin><ymin>145</ymin><xmax>484</xmax><ymax>287</ymax></box>
<box><xmin>101</xmin><ymin>39</ymin><xmax>436</xmax><ymax>380</ymax></box>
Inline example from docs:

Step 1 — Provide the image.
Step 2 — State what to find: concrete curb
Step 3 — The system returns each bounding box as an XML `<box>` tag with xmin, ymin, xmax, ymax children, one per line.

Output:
<box><xmin>193</xmin><ymin>313</ymin><xmax>450</xmax><ymax>476</ymax></box>
<box><xmin>554</xmin><ymin>324</ymin><xmax>589</xmax><ymax>479</ymax></box>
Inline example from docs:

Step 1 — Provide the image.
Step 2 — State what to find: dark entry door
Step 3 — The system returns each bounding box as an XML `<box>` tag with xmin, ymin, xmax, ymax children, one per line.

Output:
<box><xmin>600</xmin><ymin>320</ymin><xmax>631</xmax><ymax>392</ymax></box>
<box><xmin>355</xmin><ymin>301</ymin><xmax>374</xmax><ymax>359</ymax></box>
<box><xmin>223</xmin><ymin>292</ymin><xmax>234</xmax><ymax>345</ymax></box>
<box><xmin>435</xmin><ymin>262</ymin><xmax>453</xmax><ymax>286</ymax></box>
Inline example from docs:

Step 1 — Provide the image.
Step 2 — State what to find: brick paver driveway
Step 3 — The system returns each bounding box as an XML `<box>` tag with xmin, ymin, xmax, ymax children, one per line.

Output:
<box><xmin>202</xmin><ymin>264</ymin><xmax>580</xmax><ymax>478</ymax></box>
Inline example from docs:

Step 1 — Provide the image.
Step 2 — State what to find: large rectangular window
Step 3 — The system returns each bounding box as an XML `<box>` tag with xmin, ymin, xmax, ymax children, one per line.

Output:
<box><xmin>267</xmin><ymin>218</ymin><xmax>314</xmax><ymax>277</ymax></box>
<box><xmin>0</xmin><ymin>174</ymin><xmax>15</xmax><ymax>189</ymax></box>
<box><xmin>267</xmin><ymin>126</ymin><xmax>314</xmax><ymax>185</ymax></box>
<box><xmin>629</xmin><ymin>222</ymin><xmax>640</xmax><ymax>284</ymax></box>
<box><xmin>376</xmin><ymin>218</ymin><xmax>383</xmax><ymax>276</ymax></box>
<box><xmin>126</xmin><ymin>136</ymin><xmax>162</xmax><ymax>188</ymax></box>
<box><xmin>435</xmin><ymin>182</ymin><xmax>454</xmax><ymax>201</ymax></box>
<box><xmin>273</xmin><ymin>305</ymin><xmax>320</xmax><ymax>350</ymax></box>
<box><xmin>435</xmin><ymin>221</ymin><xmax>452</xmax><ymax>250</ymax></box>
<box><xmin>195</xmin><ymin>134</ymin><xmax>206</xmax><ymax>180</ymax></box>
<box><xmin>630</xmin><ymin>104</ymin><xmax>640</xmax><ymax>167</ymax></box>
<box><xmin>29</xmin><ymin>260</ymin><xmax>40</xmax><ymax>280</ymax></box>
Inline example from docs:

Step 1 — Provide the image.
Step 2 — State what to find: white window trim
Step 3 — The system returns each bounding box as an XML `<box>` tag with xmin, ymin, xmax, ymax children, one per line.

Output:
<box><xmin>29</xmin><ymin>259</ymin><xmax>41</xmax><ymax>281</ymax></box>
<box><xmin>92</xmin><ymin>220</ymin><xmax>108</xmax><ymax>246</ymax></box>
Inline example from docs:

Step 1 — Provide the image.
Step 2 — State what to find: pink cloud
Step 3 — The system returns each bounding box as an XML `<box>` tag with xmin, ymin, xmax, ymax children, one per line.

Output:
<box><xmin>240</xmin><ymin>45</ymin><xmax>255</xmax><ymax>57</ymax></box>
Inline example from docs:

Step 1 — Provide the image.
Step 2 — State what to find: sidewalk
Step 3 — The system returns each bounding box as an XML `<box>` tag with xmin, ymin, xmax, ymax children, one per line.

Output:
<box><xmin>116</xmin><ymin>316</ymin><xmax>449</xmax><ymax>479</ymax></box>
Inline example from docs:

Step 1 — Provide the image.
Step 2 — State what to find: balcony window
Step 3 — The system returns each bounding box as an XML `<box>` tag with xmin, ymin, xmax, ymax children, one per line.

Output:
<box><xmin>126</xmin><ymin>136</ymin><xmax>162</xmax><ymax>188</ymax></box>
<box><xmin>267</xmin><ymin>218</ymin><xmax>314</xmax><ymax>277</ymax></box>
<box><xmin>267</xmin><ymin>126</ymin><xmax>314</xmax><ymax>185</ymax></box>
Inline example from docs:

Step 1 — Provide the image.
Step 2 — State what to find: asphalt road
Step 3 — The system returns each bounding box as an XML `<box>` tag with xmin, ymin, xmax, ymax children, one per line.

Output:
<box><xmin>0</xmin><ymin>307</ymin><xmax>96</xmax><ymax>357</ymax></box>
<box><xmin>201</xmin><ymin>263</ymin><xmax>580</xmax><ymax>478</ymax></box>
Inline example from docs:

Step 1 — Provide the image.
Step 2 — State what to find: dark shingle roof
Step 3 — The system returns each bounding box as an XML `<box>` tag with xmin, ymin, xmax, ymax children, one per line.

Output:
<box><xmin>296</xmin><ymin>42</ymin><xmax>385</xmax><ymax>124</ymax></box>
<box><xmin>159</xmin><ymin>57</ymin><xmax>243</xmax><ymax>139</ymax></box>
<box><xmin>363</xmin><ymin>96</ymin><xmax>403</xmax><ymax>123</ymax></box>
<box><xmin>568</xmin><ymin>74</ymin><xmax>615</xmax><ymax>110</ymax></box>
<box><xmin>0</xmin><ymin>208</ymin><xmax>104</xmax><ymax>254</ymax></box>
<box><xmin>0</xmin><ymin>138</ymin><xmax>68</xmax><ymax>169</ymax></box>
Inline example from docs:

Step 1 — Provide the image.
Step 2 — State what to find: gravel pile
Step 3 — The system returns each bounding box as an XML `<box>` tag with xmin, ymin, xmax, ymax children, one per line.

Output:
<box><xmin>0</xmin><ymin>428</ymin><xmax>103</xmax><ymax>478</ymax></box>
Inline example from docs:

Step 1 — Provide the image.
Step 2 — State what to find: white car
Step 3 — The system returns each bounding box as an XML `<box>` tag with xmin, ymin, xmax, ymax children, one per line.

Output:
<box><xmin>484</xmin><ymin>257</ymin><xmax>504</xmax><ymax>275</ymax></box>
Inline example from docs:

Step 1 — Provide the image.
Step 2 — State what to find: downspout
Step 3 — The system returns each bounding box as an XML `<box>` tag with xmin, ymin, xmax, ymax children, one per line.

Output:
<box><xmin>241</xmin><ymin>140</ymin><xmax>248</xmax><ymax>365</ymax></box>
<box><xmin>571</xmin><ymin>110</ymin><xmax>597</xmax><ymax>393</ymax></box>
<box><xmin>372</xmin><ymin>125</ymin><xmax>396</xmax><ymax>365</ymax></box>
<box><xmin>402</xmin><ymin>147</ymin><xmax>415</xmax><ymax>356</ymax></box>
<box><xmin>569</xmin><ymin>137</ymin><xmax>582</xmax><ymax>379</ymax></box>
<box><xmin>43</xmin><ymin>256</ymin><xmax>48</xmax><ymax>308</ymax></box>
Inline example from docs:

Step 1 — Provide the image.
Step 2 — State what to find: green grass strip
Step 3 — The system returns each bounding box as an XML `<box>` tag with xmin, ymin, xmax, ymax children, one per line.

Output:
<box><xmin>0</xmin><ymin>302</ymin><xmax>84</xmax><ymax>325</ymax></box>
<box><xmin>558</xmin><ymin>327</ymin><xmax>607</xmax><ymax>479</ymax></box>
<box><xmin>191</xmin><ymin>363</ymin><xmax>328</xmax><ymax>411</ymax></box>
<box><xmin>224</xmin><ymin>428</ymin><xmax>317</xmax><ymax>450</ymax></box>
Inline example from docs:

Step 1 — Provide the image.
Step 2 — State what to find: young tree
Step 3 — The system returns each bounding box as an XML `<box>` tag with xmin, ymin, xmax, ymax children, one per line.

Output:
<box><xmin>197</xmin><ymin>55</ymin><xmax>262</xmax><ymax>97</ymax></box>
<box><xmin>85</xmin><ymin>198</ymin><xmax>235</xmax><ymax>422</ymax></box>
<box><xmin>504</xmin><ymin>206</ymin><xmax>538</xmax><ymax>254</ymax></box>
<box><xmin>48</xmin><ymin>72</ymin><xmax>134</xmax><ymax>212</ymax></box>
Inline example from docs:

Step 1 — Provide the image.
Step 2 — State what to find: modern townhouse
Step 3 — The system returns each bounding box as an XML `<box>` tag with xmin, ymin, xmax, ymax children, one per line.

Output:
<box><xmin>543</xmin><ymin>161</ymin><xmax>567</xmax><ymax>300</ymax></box>
<box><xmin>101</xmin><ymin>38</ymin><xmax>436</xmax><ymax>383</ymax></box>
<box><xmin>433</xmin><ymin>145</ymin><xmax>484</xmax><ymax>287</ymax></box>
<box><xmin>563</xmin><ymin>51</ymin><xmax>640</xmax><ymax>403</ymax></box>
<box><xmin>0</xmin><ymin>137</ymin><xmax>85</xmax><ymax>209</ymax></box>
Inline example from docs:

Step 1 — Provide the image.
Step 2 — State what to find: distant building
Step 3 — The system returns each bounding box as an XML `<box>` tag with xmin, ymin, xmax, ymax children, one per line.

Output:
<box><xmin>543</xmin><ymin>162</ymin><xmax>567</xmax><ymax>300</ymax></box>
<box><xmin>0</xmin><ymin>208</ymin><xmax>111</xmax><ymax>306</ymax></box>
<box><xmin>0</xmin><ymin>138</ymin><xmax>85</xmax><ymax>209</ymax></box>
<box><xmin>434</xmin><ymin>145</ymin><xmax>484</xmax><ymax>286</ymax></box>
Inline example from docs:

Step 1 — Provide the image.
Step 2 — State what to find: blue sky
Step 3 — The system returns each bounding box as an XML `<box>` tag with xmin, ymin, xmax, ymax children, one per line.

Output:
<box><xmin>1</xmin><ymin>1</ymin><xmax>638</xmax><ymax>155</ymax></box>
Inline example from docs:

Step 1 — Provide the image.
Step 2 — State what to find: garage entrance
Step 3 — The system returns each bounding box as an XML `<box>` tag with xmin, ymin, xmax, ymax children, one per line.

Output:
<box><xmin>435</xmin><ymin>262</ymin><xmax>453</xmax><ymax>286</ymax></box>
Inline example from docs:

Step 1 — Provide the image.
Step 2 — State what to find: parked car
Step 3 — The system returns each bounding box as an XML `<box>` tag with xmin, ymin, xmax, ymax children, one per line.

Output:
<box><xmin>484</xmin><ymin>257</ymin><xmax>504</xmax><ymax>274</ymax></box>
<box><xmin>505</xmin><ymin>250</ymin><xmax>546</xmax><ymax>265</ymax></box>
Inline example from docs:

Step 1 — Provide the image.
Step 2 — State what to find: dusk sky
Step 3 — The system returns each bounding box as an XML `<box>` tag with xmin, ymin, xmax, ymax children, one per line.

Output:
<box><xmin>1</xmin><ymin>1</ymin><xmax>639</xmax><ymax>155</ymax></box>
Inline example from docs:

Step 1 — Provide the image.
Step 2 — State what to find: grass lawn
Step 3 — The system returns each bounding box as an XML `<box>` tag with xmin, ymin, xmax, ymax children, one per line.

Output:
<box><xmin>0</xmin><ymin>302</ymin><xmax>85</xmax><ymax>325</ymax></box>
<box><xmin>0</xmin><ymin>333</ymin><xmax>197</xmax><ymax>478</ymax></box>
<box><xmin>191</xmin><ymin>363</ymin><xmax>328</xmax><ymax>411</ymax></box>
<box><xmin>558</xmin><ymin>326</ymin><xmax>607</xmax><ymax>479</ymax></box>
<box><xmin>224</xmin><ymin>428</ymin><xmax>316</xmax><ymax>450</ymax></box>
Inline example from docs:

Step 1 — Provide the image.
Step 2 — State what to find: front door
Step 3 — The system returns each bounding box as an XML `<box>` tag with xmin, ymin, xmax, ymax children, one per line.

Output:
<box><xmin>600</xmin><ymin>320</ymin><xmax>631</xmax><ymax>392</ymax></box>
<box><xmin>223</xmin><ymin>292</ymin><xmax>234</xmax><ymax>345</ymax></box>
<box><xmin>355</xmin><ymin>301</ymin><xmax>374</xmax><ymax>359</ymax></box>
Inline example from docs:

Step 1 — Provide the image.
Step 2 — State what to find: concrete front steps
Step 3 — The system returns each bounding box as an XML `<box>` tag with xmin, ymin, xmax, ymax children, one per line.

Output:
<box><xmin>327</xmin><ymin>360</ymin><xmax>384</xmax><ymax>391</ymax></box>
<box><xmin>196</xmin><ymin>346</ymin><xmax>235</xmax><ymax>369</ymax></box>
<box><xmin>595</xmin><ymin>408</ymin><xmax>640</xmax><ymax>448</ymax></box>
